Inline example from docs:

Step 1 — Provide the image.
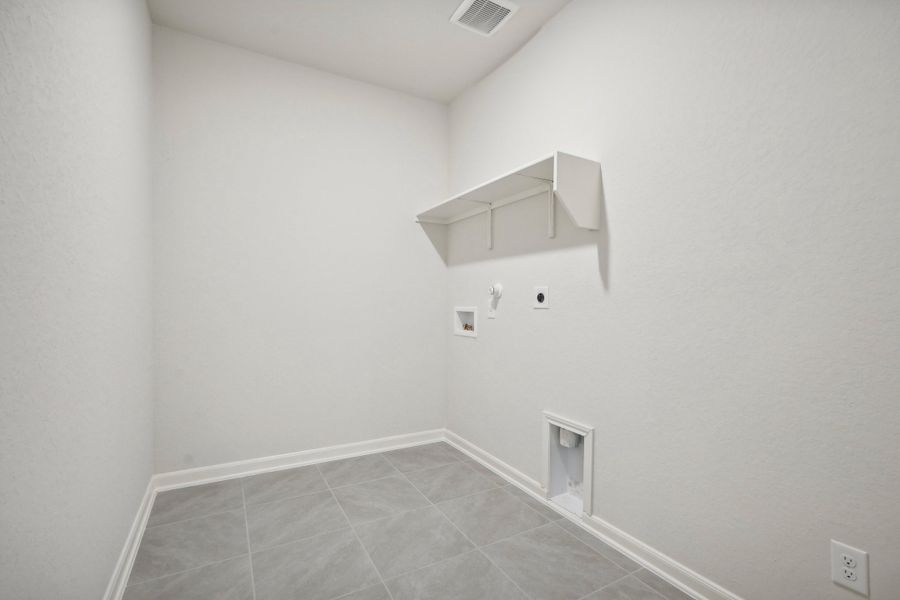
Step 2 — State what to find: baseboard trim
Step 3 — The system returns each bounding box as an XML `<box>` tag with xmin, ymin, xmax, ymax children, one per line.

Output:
<box><xmin>153</xmin><ymin>429</ymin><xmax>445</xmax><ymax>491</ymax></box>
<box><xmin>443</xmin><ymin>429</ymin><xmax>544</xmax><ymax>495</ymax></box>
<box><xmin>444</xmin><ymin>429</ymin><xmax>744</xmax><ymax>600</ymax></box>
<box><xmin>107</xmin><ymin>428</ymin><xmax>741</xmax><ymax>600</ymax></box>
<box><xmin>102</xmin><ymin>479</ymin><xmax>155</xmax><ymax>600</ymax></box>
<box><xmin>579</xmin><ymin>514</ymin><xmax>743</xmax><ymax>600</ymax></box>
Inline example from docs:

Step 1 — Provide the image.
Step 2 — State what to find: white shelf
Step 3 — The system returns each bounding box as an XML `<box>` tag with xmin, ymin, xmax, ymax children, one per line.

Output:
<box><xmin>416</xmin><ymin>151</ymin><xmax>602</xmax><ymax>248</ymax></box>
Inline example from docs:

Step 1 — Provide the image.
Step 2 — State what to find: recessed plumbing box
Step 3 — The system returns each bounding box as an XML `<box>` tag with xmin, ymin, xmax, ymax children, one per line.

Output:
<box><xmin>454</xmin><ymin>307</ymin><xmax>477</xmax><ymax>337</ymax></box>
<box><xmin>542</xmin><ymin>411</ymin><xmax>593</xmax><ymax>516</ymax></box>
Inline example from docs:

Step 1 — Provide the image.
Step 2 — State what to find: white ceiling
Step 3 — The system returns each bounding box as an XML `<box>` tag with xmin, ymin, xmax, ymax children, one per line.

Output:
<box><xmin>147</xmin><ymin>0</ymin><xmax>571</xmax><ymax>102</ymax></box>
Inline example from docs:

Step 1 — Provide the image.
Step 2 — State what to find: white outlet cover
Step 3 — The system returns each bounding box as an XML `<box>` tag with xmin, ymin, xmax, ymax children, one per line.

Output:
<box><xmin>534</xmin><ymin>286</ymin><xmax>550</xmax><ymax>309</ymax></box>
<box><xmin>831</xmin><ymin>540</ymin><xmax>868</xmax><ymax>596</ymax></box>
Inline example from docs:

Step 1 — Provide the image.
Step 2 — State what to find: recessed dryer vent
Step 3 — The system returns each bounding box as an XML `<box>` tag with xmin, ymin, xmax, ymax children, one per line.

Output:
<box><xmin>542</xmin><ymin>411</ymin><xmax>594</xmax><ymax>516</ymax></box>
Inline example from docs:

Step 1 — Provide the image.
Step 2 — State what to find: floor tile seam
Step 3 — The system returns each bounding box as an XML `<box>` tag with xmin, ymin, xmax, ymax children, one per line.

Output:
<box><xmin>449</xmin><ymin>515</ymin><xmax>554</xmax><ymax>550</ymax></box>
<box><xmin>319</xmin><ymin>464</ymin><xmax>398</xmax><ymax>600</ymax></box>
<box><xmin>496</xmin><ymin>485</ymin><xmax>565</xmax><ymax>525</ymax></box>
<box><xmin>430</xmin><ymin>500</ymin><xmax>535</xmax><ymax>600</ymax></box>
<box><xmin>551</xmin><ymin>520</ymin><xmax>640</xmax><ymax>572</ymax></box>
<box><xmin>243</xmin><ymin>486</ymin><xmax>335</xmax><ymax>510</ymax></box>
<box><xmin>243</xmin><ymin>484</ymin><xmax>332</xmax><ymax>507</ymax></box>
<box><xmin>125</xmin><ymin>552</ymin><xmax>251</xmax><ymax>589</ymax></box>
<box><xmin>250</xmin><ymin>521</ymin><xmax>352</xmax><ymax>554</ymax></box>
<box><xmin>398</xmin><ymin>468</ymin><xmax>505</xmax><ymax>506</ymax></box>
<box><xmin>328</xmin><ymin>582</ymin><xmax>390</xmax><ymax>600</ymax></box>
<box><xmin>328</xmin><ymin>467</ymin><xmax>432</xmax><ymax>530</ymax></box>
<box><xmin>478</xmin><ymin>520</ymin><xmax>559</xmax><ymax>553</ymax></box>
<box><xmin>146</xmin><ymin>505</ymin><xmax>245</xmax><ymax>530</ymax></box>
<box><xmin>240</xmin><ymin>480</ymin><xmax>258</xmax><ymax>600</ymax></box>
<box><xmin>573</xmin><ymin>570</ymin><xmax>667</xmax><ymax>600</ymax></box>
<box><xmin>328</xmin><ymin>470</ymin><xmax>404</xmax><ymax>491</ymax></box>
<box><xmin>634</xmin><ymin>570</ymin><xmax>693</xmax><ymax>600</ymax></box>
<box><xmin>627</xmin><ymin>573</ymin><xmax>671</xmax><ymax>600</ymax></box>
<box><xmin>318</xmin><ymin>454</ymin><xmax>401</xmax><ymax>486</ymax></box>
<box><xmin>396</xmin><ymin>456</ymin><xmax>475</xmax><ymax>477</ymax></box>
<box><xmin>473</xmin><ymin>547</ymin><xmax>536</xmax><ymax>600</ymax></box>
<box><xmin>544</xmin><ymin>520</ymin><xmax>628</xmax><ymax>573</ymax></box>
<box><xmin>381</xmin><ymin>444</ymin><xmax>467</xmax><ymax>473</ymax></box>
<box><xmin>342</xmin><ymin>482</ymin><xmax>485</xmax><ymax>585</ymax></box>
<box><xmin>246</xmin><ymin>521</ymin><xmax>355</xmax><ymax>556</ymax></box>
<box><xmin>379</xmin><ymin>548</ymin><xmax>484</xmax><ymax>590</ymax></box>
<box><xmin>501</xmin><ymin>484</ymin><xmax>569</xmax><ymax>522</ymax></box>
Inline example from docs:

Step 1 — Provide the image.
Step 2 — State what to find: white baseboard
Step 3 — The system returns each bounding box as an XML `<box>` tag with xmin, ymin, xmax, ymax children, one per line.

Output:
<box><xmin>443</xmin><ymin>429</ymin><xmax>544</xmax><ymax>495</ymax></box>
<box><xmin>102</xmin><ymin>479</ymin><xmax>155</xmax><ymax>600</ymax></box>
<box><xmin>107</xmin><ymin>427</ymin><xmax>741</xmax><ymax>600</ymax></box>
<box><xmin>444</xmin><ymin>429</ymin><xmax>744</xmax><ymax>600</ymax></box>
<box><xmin>579</xmin><ymin>514</ymin><xmax>743</xmax><ymax>600</ymax></box>
<box><xmin>105</xmin><ymin>429</ymin><xmax>444</xmax><ymax>600</ymax></box>
<box><xmin>153</xmin><ymin>429</ymin><xmax>445</xmax><ymax>491</ymax></box>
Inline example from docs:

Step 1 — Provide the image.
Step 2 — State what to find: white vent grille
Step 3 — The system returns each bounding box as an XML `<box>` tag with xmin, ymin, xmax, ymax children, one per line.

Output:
<box><xmin>451</xmin><ymin>0</ymin><xmax>519</xmax><ymax>37</ymax></box>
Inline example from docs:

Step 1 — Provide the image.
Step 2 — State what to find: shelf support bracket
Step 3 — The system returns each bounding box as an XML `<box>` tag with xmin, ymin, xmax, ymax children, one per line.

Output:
<box><xmin>547</xmin><ymin>188</ymin><xmax>555</xmax><ymax>238</ymax></box>
<box><xmin>487</xmin><ymin>205</ymin><xmax>494</xmax><ymax>249</ymax></box>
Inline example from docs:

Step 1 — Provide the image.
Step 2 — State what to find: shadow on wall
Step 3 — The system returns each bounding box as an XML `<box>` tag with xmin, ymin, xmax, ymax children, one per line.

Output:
<box><xmin>419</xmin><ymin>171</ymin><xmax>610</xmax><ymax>290</ymax></box>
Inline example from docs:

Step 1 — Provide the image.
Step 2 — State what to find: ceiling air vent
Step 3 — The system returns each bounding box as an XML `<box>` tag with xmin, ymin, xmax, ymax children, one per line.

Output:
<box><xmin>450</xmin><ymin>0</ymin><xmax>519</xmax><ymax>37</ymax></box>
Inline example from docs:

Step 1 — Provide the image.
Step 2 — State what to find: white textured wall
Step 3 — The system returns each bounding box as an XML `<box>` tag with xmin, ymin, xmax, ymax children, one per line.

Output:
<box><xmin>446</xmin><ymin>1</ymin><xmax>900</xmax><ymax>599</ymax></box>
<box><xmin>0</xmin><ymin>1</ymin><xmax>153</xmax><ymax>598</ymax></box>
<box><xmin>152</xmin><ymin>27</ymin><xmax>448</xmax><ymax>471</ymax></box>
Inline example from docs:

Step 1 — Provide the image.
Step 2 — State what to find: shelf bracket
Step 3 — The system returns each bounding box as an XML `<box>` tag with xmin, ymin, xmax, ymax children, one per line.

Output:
<box><xmin>547</xmin><ymin>188</ymin><xmax>555</xmax><ymax>238</ymax></box>
<box><xmin>486</xmin><ymin>205</ymin><xmax>493</xmax><ymax>249</ymax></box>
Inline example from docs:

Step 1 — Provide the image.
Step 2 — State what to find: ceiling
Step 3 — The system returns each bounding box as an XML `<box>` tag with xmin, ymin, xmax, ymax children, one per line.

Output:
<box><xmin>147</xmin><ymin>0</ymin><xmax>571</xmax><ymax>102</ymax></box>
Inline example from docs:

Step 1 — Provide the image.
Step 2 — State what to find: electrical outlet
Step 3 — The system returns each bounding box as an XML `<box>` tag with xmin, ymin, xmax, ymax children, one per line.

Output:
<box><xmin>831</xmin><ymin>540</ymin><xmax>868</xmax><ymax>596</ymax></box>
<box><xmin>534</xmin><ymin>286</ymin><xmax>550</xmax><ymax>309</ymax></box>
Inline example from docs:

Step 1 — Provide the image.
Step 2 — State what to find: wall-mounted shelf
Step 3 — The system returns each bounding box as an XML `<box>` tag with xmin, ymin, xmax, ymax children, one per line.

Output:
<box><xmin>416</xmin><ymin>151</ymin><xmax>601</xmax><ymax>248</ymax></box>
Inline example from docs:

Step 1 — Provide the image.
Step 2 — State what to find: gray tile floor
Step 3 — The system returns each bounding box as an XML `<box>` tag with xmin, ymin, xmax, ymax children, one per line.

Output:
<box><xmin>124</xmin><ymin>443</ymin><xmax>695</xmax><ymax>600</ymax></box>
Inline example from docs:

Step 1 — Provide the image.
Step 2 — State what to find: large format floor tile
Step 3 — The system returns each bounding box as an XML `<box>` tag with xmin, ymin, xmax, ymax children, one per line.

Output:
<box><xmin>633</xmin><ymin>569</ymin><xmax>695</xmax><ymax>600</ymax></box>
<box><xmin>130</xmin><ymin>510</ymin><xmax>248</xmax><ymax>584</ymax></box>
<box><xmin>123</xmin><ymin>556</ymin><xmax>253</xmax><ymax>600</ymax></box>
<box><xmin>502</xmin><ymin>485</ymin><xmax>565</xmax><ymax>521</ymax></box>
<box><xmin>319</xmin><ymin>454</ymin><xmax>399</xmax><ymax>488</ymax></box>
<box><xmin>333</xmin><ymin>473</ymin><xmax>430</xmax><ymax>525</ymax></box>
<box><xmin>148</xmin><ymin>480</ymin><xmax>243</xmax><ymax>527</ymax></box>
<box><xmin>355</xmin><ymin>505</ymin><xmax>473</xmax><ymax>578</ymax></box>
<box><xmin>555</xmin><ymin>519</ymin><xmax>642</xmax><ymax>572</ymax></box>
<box><xmin>246</xmin><ymin>490</ymin><xmax>349</xmax><ymax>551</ymax></box>
<box><xmin>404</xmin><ymin>461</ymin><xmax>499</xmax><ymax>503</ymax></box>
<box><xmin>437</xmin><ymin>487</ymin><xmax>547</xmax><ymax>546</ymax></box>
<box><xmin>583</xmin><ymin>575</ymin><xmax>666</xmax><ymax>600</ymax></box>
<box><xmin>126</xmin><ymin>451</ymin><xmax>699</xmax><ymax>600</ymax></box>
<box><xmin>386</xmin><ymin>550</ymin><xmax>526</xmax><ymax>600</ymax></box>
<box><xmin>334</xmin><ymin>584</ymin><xmax>392</xmax><ymax>600</ymax></box>
<box><xmin>382</xmin><ymin>443</ymin><xmax>465</xmax><ymax>472</ymax></box>
<box><xmin>241</xmin><ymin>465</ymin><xmax>328</xmax><ymax>505</ymax></box>
<box><xmin>252</xmin><ymin>529</ymin><xmax>381</xmax><ymax>600</ymax></box>
<box><xmin>461</xmin><ymin>459</ymin><xmax>508</xmax><ymax>487</ymax></box>
<box><xmin>482</xmin><ymin>523</ymin><xmax>628</xmax><ymax>600</ymax></box>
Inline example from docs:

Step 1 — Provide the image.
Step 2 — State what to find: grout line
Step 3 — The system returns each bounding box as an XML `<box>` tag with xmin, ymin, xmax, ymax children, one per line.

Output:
<box><xmin>318</xmin><ymin>464</ymin><xmax>397</xmax><ymax>600</ymax></box>
<box><xmin>124</xmin><ymin>553</ymin><xmax>250</xmax><ymax>588</ymax></box>
<box><xmin>328</xmin><ymin>471</ymin><xmax>403</xmax><ymax>491</ymax></box>
<box><xmin>401</xmin><ymin>469</ymin><xmax>537</xmax><ymax>600</ymax></box>
<box><xmin>145</xmin><ymin>505</ymin><xmax>245</xmax><ymax>530</ymax></box>
<box><xmin>476</xmin><ymin>547</ymin><xmax>535</xmax><ymax>600</ymax></box>
<box><xmin>552</xmin><ymin>519</ymin><xmax>641</xmax><ymax>572</ymax></box>
<box><xmin>384</xmin><ymin>458</ymin><xmax>464</xmax><ymax>475</ymax></box>
<box><xmin>573</xmin><ymin>571</ymin><xmax>636</xmax><ymax>600</ymax></box>
<box><xmin>239</xmin><ymin>481</ymin><xmax>258</xmax><ymax>600</ymax></box>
